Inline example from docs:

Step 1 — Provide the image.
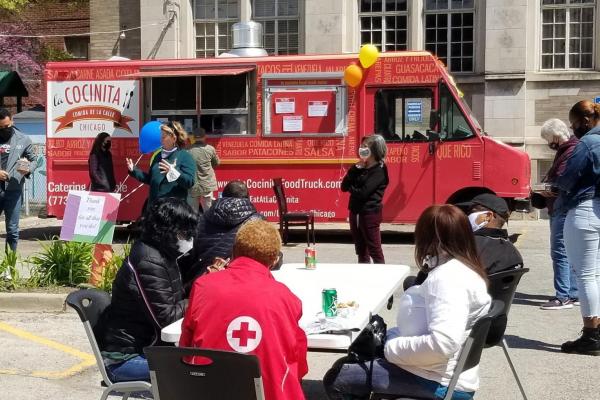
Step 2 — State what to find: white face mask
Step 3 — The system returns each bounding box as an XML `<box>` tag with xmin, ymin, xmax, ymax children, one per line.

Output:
<box><xmin>358</xmin><ymin>147</ymin><xmax>371</xmax><ymax>160</ymax></box>
<box><xmin>468</xmin><ymin>211</ymin><xmax>489</xmax><ymax>232</ymax></box>
<box><xmin>422</xmin><ymin>254</ymin><xmax>439</xmax><ymax>270</ymax></box>
<box><xmin>177</xmin><ymin>239</ymin><xmax>194</xmax><ymax>254</ymax></box>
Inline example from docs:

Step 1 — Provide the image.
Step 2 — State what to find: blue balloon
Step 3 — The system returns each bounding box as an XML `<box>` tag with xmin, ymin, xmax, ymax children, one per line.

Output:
<box><xmin>139</xmin><ymin>121</ymin><xmax>162</xmax><ymax>154</ymax></box>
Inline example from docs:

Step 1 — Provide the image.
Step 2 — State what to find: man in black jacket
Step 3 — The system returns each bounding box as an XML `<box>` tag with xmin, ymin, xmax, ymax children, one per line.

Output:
<box><xmin>460</xmin><ymin>193</ymin><xmax>524</xmax><ymax>274</ymax></box>
<box><xmin>409</xmin><ymin>193</ymin><xmax>523</xmax><ymax>287</ymax></box>
<box><xmin>180</xmin><ymin>180</ymin><xmax>263</xmax><ymax>293</ymax></box>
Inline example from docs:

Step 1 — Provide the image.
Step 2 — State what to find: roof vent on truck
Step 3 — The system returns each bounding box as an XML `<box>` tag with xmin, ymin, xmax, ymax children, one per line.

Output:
<box><xmin>220</xmin><ymin>21</ymin><xmax>268</xmax><ymax>58</ymax></box>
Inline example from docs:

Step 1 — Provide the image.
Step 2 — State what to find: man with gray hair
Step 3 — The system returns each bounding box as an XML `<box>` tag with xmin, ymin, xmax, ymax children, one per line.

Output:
<box><xmin>537</xmin><ymin>118</ymin><xmax>579</xmax><ymax>309</ymax></box>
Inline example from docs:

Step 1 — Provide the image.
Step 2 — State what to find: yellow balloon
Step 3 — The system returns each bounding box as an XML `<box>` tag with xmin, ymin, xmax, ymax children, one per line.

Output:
<box><xmin>359</xmin><ymin>44</ymin><xmax>379</xmax><ymax>68</ymax></box>
<box><xmin>344</xmin><ymin>64</ymin><xmax>363</xmax><ymax>87</ymax></box>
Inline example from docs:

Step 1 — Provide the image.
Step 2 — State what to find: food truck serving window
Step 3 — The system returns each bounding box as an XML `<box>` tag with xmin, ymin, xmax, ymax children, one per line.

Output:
<box><xmin>263</xmin><ymin>74</ymin><xmax>347</xmax><ymax>136</ymax></box>
<box><xmin>148</xmin><ymin>69</ymin><xmax>253</xmax><ymax>135</ymax></box>
<box><xmin>200</xmin><ymin>74</ymin><xmax>249</xmax><ymax>135</ymax></box>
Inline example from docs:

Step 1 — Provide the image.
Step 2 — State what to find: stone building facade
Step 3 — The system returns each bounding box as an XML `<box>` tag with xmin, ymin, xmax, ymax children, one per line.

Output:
<box><xmin>88</xmin><ymin>0</ymin><xmax>600</xmax><ymax>186</ymax></box>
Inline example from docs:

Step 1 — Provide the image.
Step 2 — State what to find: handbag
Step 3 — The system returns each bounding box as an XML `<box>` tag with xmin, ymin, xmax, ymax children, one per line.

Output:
<box><xmin>347</xmin><ymin>314</ymin><xmax>387</xmax><ymax>362</ymax></box>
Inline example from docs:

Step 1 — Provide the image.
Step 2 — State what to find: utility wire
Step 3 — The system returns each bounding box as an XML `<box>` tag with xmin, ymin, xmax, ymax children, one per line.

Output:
<box><xmin>0</xmin><ymin>20</ymin><xmax>169</xmax><ymax>38</ymax></box>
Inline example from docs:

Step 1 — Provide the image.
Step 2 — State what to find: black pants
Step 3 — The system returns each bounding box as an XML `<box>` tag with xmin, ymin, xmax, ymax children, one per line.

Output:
<box><xmin>349</xmin><ymin>210</ymin><xmax>385</xmax><ymax>264</ymax></box>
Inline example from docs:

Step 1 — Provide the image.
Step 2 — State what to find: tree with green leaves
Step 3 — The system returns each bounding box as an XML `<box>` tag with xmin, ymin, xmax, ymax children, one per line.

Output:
<box><xmin>0</xmin><ymin>0</ymin><xmax>30</xmax><ymax>12</ymax></box>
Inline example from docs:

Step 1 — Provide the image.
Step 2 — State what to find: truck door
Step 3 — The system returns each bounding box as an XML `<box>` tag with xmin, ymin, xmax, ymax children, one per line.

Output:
<box><xmin>432</xmin><ymin>82</ymin><xmax>484</xmax><ymax>204</ymax></box>
<box><xmin>369</xmin><ymin>87</ymin><xmax>435</xmax><ymax>222</ymax></box>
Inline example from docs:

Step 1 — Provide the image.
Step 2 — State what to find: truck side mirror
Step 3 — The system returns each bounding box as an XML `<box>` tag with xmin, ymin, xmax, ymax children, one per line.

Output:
<box><xmin>429</xmin><ymin>109</ymin><xmax>440</xmax><ymax>130</ymax></box>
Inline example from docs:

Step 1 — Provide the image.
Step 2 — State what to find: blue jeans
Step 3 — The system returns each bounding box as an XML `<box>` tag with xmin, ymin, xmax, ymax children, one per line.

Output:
<box><xmin>0</xmin><ymin>189</ymin><xmax>22</xmax><ymax>251</ymax></box>
<box><xmin>564</xmin><ymin>199</ymin><xmax>600</xmax><ymax>317</ymax></box>
<box><xmin>323</xmin><ymin>357</ymin><xmax>474</xmax><ymax>400</ymax></box>
<box><xmin>550</xmin><ymin>211</ymin><xmax>578</xmax><ymax>301</ymax></box>
<box><xmin>105</xmin><ymin>356</ymin><xmax>150</xmax><ymax>382</ymax></box>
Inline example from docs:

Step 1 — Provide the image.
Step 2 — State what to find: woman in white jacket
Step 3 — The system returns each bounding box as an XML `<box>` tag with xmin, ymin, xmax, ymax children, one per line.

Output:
<box><xmin>324</xmin><ymin>204</ymin><xmax>491</xmax><ymax>400</ymax></box>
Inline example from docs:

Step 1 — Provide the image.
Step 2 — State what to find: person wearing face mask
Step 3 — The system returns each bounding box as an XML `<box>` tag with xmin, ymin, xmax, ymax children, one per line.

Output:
<box><xmin>126</xmin><ymin>121</ymin><xmax>196</xmax><ymax>207</ymax></box>
<box><xmin>179</xmin><ymin>180</ymin><xmax>264</xmax><ymax>294</ymax></box>
<box><xmin>324</xmin><ymin>205</ymin><xmax>491</xmax><ymax>400</ymax></box>
<box><xmin>554</xmin><ymin>100</ymin><xmax>600</xmax><ymax>355</ymax></box>
<box><xmin>406</xmin><ymin>193</ymin><xmax>523</xmax><ymax>290</ymax></box>
<box><xmin>88</xmin><ymin>132</ymin><xmax>116</xmax><ymax>192</ymax></box>
<box><xmin>180</xmin><ymin>219</ymin><xmax>308</xmax><ymax>400</ymax></box>
<box><xmin>534</xmin><ymin>119</ymin><xmax>580</xmax><ymax>310</ymax></box>
<box><xmin>0</xmin><ymin>108</ymin><xmax>37</xmax><ymax>251</ymax></box>
<box><xmin>458</xmin><ymin>193</ymin><xmax>524</xmax><ymax>275</ymax></box>
<box><xmin>341</xmin><ymin>134</ymin><xmax>389</xmax><ymax>264</ymax></box>
<box><xmin>98</xmin><ymin>197</ymin><xmax>196</xmax><ymax>382</ymax></box>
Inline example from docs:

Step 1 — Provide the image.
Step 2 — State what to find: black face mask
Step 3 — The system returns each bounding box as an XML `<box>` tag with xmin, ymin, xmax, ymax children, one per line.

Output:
<box><xmin>573</xmin><ymin>126</ymin><xmax>589</xmax><ymax>139</ymax></box>
<box><xmin>548</xmin><ymin>142</ymin><xmax>560</xmax><ymax>151</ymax></box>
<box><xmin>0</xmin><ymin>126</ymin><xmax>14</xmax><ymax>142</ymax></box>
<box><xmin>103</xmin><ymin>141</ymin><xmax>112</xmax><ymax>150</ymax></box>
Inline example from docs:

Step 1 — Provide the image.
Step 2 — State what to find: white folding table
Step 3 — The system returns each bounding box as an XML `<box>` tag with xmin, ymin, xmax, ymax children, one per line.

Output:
<box><xmin>161</xmin><ymin>263</ymin><xmax>410</xmax><ymax>352</ymax></box>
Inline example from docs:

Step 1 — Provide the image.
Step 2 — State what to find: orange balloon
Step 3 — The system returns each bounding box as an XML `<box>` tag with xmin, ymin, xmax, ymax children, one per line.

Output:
<box><xmin>344</xmin><ymin>64</ymin><xmax>363</xmax><ymax>87</ymax></box>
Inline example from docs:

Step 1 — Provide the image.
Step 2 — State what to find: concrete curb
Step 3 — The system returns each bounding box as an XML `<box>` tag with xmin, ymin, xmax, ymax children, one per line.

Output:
<box><xmin>0</xmin><ymin>292</ymin><xmax>70</xmax><ymax>312</ymax></box>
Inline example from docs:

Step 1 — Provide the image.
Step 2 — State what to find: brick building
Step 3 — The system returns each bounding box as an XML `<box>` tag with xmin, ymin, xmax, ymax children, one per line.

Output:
<box><xmin>87</xmin><ymin>0</ymin><xmax>600</xmax><ymax>187</ymax></box>
<box><xmin>0</xmin><ymin>0</ymin><xmax>90</xmax><ymax>109</ymax></box>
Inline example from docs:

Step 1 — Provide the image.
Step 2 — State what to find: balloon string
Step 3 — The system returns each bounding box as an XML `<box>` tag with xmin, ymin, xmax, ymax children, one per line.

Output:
<box><xmin>335</xmin><ymin>88</ymin><xmax>356</xmax><ymax>209</ymax></box>
<box><xmin>121</xmin><ymin>154</ymin><xmax>144</xmax><ymax>188</ymax></box>
<box><xmin>120</xmin><ymin>183</ymin><xmax>145</xmax><ymax>202</ymax></box>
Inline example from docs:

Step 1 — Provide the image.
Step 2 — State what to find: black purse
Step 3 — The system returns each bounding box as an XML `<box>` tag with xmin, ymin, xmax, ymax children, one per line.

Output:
<box><xmin>347</xmin><ymin>314</ymin><xmax>387</xmax><ymax>362</ymax></box>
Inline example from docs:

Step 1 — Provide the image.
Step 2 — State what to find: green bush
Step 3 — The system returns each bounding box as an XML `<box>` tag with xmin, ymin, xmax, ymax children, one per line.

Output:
<box><xmin>0</xmin><ymin>249</ymin><xmax>20</xmax><ymax>290</ymax></box>
<box><xmin>29</xmin><ymin>238</ymin><xmax>93</xmax><ymax>287</ymax></box>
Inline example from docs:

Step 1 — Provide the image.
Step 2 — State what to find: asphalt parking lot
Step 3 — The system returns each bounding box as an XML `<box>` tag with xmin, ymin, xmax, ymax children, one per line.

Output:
<box><xmin>0</xmin><ymin>218</ymin><xmax>597</xmax><ymax>400</ymax></box>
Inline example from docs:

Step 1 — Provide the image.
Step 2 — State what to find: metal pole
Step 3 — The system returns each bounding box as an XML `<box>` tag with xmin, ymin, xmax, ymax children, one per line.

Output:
<box><xmin>23</xmin><ymin>182</ymin><xmax>30</xmax><ymax>216</ymax></box>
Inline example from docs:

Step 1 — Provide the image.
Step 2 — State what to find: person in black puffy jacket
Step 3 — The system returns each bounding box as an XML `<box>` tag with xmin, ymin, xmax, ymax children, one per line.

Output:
<box><xmin>99</xmin><ymin>197</ymin><xmax>197</xmax><ymax>382</ymax></box>
<box><xmin>342</xmin><ymin>134</ymin><xmax>389</xmax><ymax>264</ymax></box>
<box><xmin>180</xmin><ymin>180</ymin><xmax>262</xmax><ymax>293</ymax></box>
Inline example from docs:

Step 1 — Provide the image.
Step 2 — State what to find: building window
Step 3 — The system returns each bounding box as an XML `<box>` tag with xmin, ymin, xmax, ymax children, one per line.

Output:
<box><xmin>541</xmin><ymin>0</ymin><xmax>595</xmax><ymax>70</ymax></box>
<box><xmin>359</xmin><ymin>0</ymin><xmax>408</xmax><ymax>51</ymax></box>
<box><xmin>253</xmin><ymin>0</ymin><xmax>300</xmax><ymax>55</ymax></box>
<box><xmin>64</xmin><ymin>37</ymin><xmax>89</xmax><ymax>60</ymax></box>
<box><xmin>424</xmin><ymin>0</ymin><xmax>474</xmax><ymax>73</ymax></box>
<box><xmin>194</xmin><ymin>0</ymin><xmax>239</xmax><ymax>58</ymax></box>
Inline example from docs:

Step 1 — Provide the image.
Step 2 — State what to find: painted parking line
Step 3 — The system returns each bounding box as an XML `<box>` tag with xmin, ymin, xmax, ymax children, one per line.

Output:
<box><xmin>0</xmin><ymin>321</ymin><xmax>95</xmax><ymax>379</ymax></box>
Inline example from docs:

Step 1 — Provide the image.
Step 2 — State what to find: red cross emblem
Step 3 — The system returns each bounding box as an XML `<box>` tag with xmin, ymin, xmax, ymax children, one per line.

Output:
<box><xmin>226</xmin><ymin>316</ymin><xmax>262</xmax><ymax>353</ymax></box>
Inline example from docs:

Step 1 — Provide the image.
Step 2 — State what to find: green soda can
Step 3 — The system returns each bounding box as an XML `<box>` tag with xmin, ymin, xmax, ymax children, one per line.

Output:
<box><xmin>322</xmin><ymin>288</ymin><xmax>338</xmax><ymax>318</ymax></box>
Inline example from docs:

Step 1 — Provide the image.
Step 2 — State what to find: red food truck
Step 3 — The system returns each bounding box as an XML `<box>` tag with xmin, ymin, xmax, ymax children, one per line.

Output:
<box><xmin>45</xmin><ymin>51</ymin><xmax>530</xmax><ymax>223</ymax></box>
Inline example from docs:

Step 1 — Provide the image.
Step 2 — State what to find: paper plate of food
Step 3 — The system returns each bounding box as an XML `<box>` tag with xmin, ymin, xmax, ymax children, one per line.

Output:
<box><xmin>336</xmin><ymin>300</ymin><xmax>359</xmax><ymax>318</ymax></box>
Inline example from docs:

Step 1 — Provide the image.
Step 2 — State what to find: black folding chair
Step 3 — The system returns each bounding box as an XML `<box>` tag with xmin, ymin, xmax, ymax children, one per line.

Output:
<box><xmin>370</xmin><ymin>299</ymin><xmax>504</xmax><ymax>400</ymax></box>
<box><xmin>486</xmin><ymin>268</ymin><xmax>530</xmax><ymax>400</ymax></box>
<box><xmin>66</xmin><ymin>289</ymin><xmax>152</xmax><ymax>400</ymax></box>
<box><xmin>145</xmin><ymin>346</ymin><xmax>265</xmax><ymax>400</ymax></box>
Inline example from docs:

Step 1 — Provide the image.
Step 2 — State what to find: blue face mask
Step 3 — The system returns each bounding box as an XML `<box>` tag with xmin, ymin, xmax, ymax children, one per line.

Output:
<box><xmin>358</xmin><ymin>147</ymin><xmax>371</xmax><ymax>160</ymax></box>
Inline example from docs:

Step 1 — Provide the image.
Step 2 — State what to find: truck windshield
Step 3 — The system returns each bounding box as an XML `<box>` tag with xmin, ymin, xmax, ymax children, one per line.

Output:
<box><xmin>439</xmin><ymin>84</ymin><xmax>475</xmax><ymax>141</ymax></box>
<box><xmin>459</xmin><ymin>96</ymin><xmax>483</xmax><ymax>133</ymax></box>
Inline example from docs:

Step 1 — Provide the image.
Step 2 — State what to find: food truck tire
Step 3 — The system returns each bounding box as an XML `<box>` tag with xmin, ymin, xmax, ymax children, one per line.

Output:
<box><xmin>446</xmin><ymin>187</ymin><xmax>494</xmax><ymax>209</ymax></box>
